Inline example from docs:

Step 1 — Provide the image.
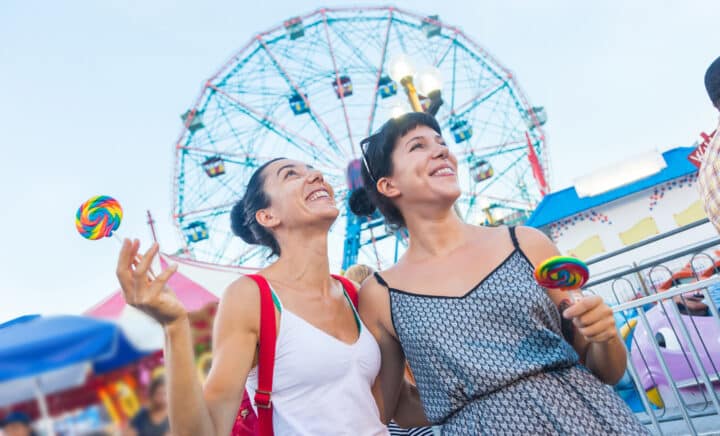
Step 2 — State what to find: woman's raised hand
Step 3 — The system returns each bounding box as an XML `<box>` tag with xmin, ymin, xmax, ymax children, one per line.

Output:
<box><xmin>116</xmin><ymin>239</ymin><xmax>185</xmax><ymax>326</ymax></box>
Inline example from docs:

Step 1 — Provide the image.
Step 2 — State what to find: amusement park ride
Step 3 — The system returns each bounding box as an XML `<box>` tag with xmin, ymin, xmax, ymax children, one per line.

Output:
<box><xmin>172</xmin><ymin>6</ymin><xmax>550</xmax><ymax>270</ymax></box>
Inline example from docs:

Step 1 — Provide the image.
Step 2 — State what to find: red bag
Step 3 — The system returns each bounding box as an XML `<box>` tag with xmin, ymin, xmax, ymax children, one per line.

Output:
<box><xmin>231</xmin><ymin>274</ymin><xmax>358</xmax><ymax>436</ymax></box>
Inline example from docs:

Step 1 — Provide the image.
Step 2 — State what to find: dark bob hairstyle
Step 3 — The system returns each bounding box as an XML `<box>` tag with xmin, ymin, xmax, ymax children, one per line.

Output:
<box><xmin>349</xmin><ymin>112</ymin><xmax>442</xmax><ymax>227</ymax></box>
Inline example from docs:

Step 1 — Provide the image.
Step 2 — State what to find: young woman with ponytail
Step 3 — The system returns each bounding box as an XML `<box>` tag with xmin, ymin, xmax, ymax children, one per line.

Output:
<box><xmin>116</xmin><ymin>158</ymin><xmax>405</xmax><ymax>435</ymax></box>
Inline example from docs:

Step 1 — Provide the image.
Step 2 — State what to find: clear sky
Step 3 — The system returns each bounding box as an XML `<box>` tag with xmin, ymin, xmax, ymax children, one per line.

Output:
<box><xmin>1</xmin><ymin>0</ymin><xmax>718</xmax><ymax>323</ymax></box>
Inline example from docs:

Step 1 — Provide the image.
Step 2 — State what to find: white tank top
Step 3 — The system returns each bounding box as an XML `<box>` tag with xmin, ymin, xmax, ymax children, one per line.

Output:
<box><xmin>245</xmin><ymin>286</ymin><xmax>389</xmax><ymax>436</ymax></box>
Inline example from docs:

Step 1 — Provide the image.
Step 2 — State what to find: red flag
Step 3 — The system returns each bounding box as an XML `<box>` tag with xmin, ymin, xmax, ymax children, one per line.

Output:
<box><xmin>526</xmin><ymin>132</ymin><xmax>549</xmax><ymax>196</ymax></box>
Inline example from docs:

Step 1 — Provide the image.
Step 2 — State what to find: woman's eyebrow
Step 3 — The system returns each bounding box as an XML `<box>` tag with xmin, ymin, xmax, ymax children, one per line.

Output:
<box><xmin>404</xmin><ymin>135</ymin><xmax>424</xmax><ymax>148</ymax></box>
<box><xmin>276</xmin><ymin>163</ymin><xmax>296</xmax><ymax>176</ymax></box>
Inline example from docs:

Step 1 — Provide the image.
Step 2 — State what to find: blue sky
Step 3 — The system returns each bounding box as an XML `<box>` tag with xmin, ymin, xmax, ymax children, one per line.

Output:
<box><xmin>1</xmin><ymin>0</ymin><xmax>718</xmax><ymax>322</ymax></box>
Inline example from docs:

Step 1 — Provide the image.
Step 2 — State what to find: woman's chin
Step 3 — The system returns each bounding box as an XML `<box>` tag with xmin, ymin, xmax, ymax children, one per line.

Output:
<box><xmin>435</xmin><ymin>186</ymin><xmax>462</xmax><ymax>203</ymax></box>
<box><xmin>309</xmin><ymin>204</ymin><xmax>340</xmax><ymax>221</ymax></box>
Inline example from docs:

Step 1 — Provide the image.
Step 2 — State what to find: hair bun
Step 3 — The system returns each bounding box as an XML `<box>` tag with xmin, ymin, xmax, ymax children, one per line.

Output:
<box><xmin>230</xmin><ymin>200</ymin><xmax>258</xmax><ymax>244</ymax></box>
<box><xmin>349</xmin><ymin>187</ymin><xmax>377</xmax><ymax>216</ymax></box>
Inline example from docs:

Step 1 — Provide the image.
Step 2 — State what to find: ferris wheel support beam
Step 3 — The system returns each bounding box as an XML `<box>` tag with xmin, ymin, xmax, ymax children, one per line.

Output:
<box><xmin>322</xmin><ymin>10</ymin><xmax>356</xmax><ymax>157</ymax></box>
<box><xmin>366</xmin><ymin>11</ymin><xmax>394</xmax><ymax>136</ymax></box>
<box><xmin>455</xmin><ymin>140</ymin><xmax>525</xmax><ymax>158</ymax></box>
<box><xmin>505</xmin><ymin>76</ymin><xmax>551</xmax><ymax>190</ymax></box>
<box><xmin>256</xmin><ymin>36</ymin><xmax>348</xmax><ymax>157</ymax></box>
<box><xmin>343</xmin><ymin>211</ymin><xmax>362</xmax><ymax>270</ymax></box>
<box><xmin>460</xmin><ymin>193</ymin><xmax>534</xmax><ymax>210</ymax></box>
<box><xmin>433</xmin><ymin>31</ymin><xmax>458</xmax><ymax>67</ymax></box>
<box><xmin>177</xmin><ymin>145</ymin><xmax>273</xmax><ymax>162</ymax></box>
<box><xmin>175</xmin><ymin>201</ymin><xmax>234</xmax><ymax>220</ymax></box>
<box><xmin>471</xmin><ymin>153</ymin><xmax>527</xmax><ymax>199</ymax></box>
<box><xmin>440</xmin><ymin>80</ymin><xmax>508</xmax><ymax>123</ymax></box>
<box><xmin>208</xmin><ymin>84</ymin><xmax>339</xmax><ymax>167</ymax></box>
<box><xmin>468</xmin><ymin>145</ymin><xmax>528</xmax><ymax>161</ymax></box>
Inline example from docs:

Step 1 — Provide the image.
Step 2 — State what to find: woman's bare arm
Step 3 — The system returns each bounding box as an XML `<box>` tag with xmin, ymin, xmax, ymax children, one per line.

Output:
<box><xmin>359</xmin><ymin>277</ymin><xmax>430</xmax><ymax>426</ymax></box>
<box><xmin>515</xmin><ymin>226</ymin><xmax>626</xmax><ymax>384</ymax></box>
<box><xmin>165</xmin><ymin>276</ymin><xmax>261</xmax><ymax>436</ymax></box>
<box><xmin>116</xmin><ymin>241</ymin><xmax>261</xmax><ymax>436</ymax></box>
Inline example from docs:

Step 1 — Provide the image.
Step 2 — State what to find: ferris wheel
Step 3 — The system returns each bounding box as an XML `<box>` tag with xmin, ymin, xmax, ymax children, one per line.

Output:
<box><xmin>172</xmin><ymin>6</ymin><xmax>550</xmax><ymax>270</ymax></box>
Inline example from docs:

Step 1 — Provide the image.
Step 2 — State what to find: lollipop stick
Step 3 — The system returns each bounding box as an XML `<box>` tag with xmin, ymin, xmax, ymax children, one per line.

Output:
<box><xmin>566</xmin><ymin>289</ymin><xmax>583</xmax><ymax>303</ymax></box>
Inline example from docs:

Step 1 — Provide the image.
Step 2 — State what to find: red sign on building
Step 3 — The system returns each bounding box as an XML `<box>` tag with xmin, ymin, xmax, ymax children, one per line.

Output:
<box><xmin>688</xmin><ymin>130</ymin><xmax>716</xmax><ymax>168</ymax></box>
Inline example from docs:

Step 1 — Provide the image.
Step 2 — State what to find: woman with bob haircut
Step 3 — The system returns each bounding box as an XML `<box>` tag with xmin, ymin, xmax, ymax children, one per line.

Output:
<box><xmin>350</xmin><ymin>112</ymin><xmax>647</xmax><ymax>434</ymax></box>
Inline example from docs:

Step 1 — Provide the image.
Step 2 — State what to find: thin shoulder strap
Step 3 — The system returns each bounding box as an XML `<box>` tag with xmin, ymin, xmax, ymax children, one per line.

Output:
<box><xmin>245</xmin><ymin>274</ymin><xmax>276</xmax><ymax>436</ymax></box>
<box><xmin>331</xmin><ymin>274</ymin><xmax>358</xmax><ymax>309</ymax></box>
<box><xmin>508</xmin><ymin>225</ymin><xmax>520</xmax><ymax>250</ymax></box>
<box><xmin>373</xmin><ymin>271</ymin><xmax>389</xmax><ymax>288</ymax></box>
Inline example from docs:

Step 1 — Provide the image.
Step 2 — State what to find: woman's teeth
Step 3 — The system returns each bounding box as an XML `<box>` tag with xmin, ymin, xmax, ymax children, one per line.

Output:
<box><xmin>432</xmin><ymin>168</ymin><xmax>455</xmax><ymax>176</ymax></box>
<box><xmin>308</xmin><ymin>190</ymin><xmax>330</xmax><ymax>201</ymax></box>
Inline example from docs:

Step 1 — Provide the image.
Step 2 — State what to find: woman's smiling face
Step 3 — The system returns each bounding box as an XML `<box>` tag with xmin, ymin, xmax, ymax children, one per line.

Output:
<box><xmin>383</xmin><ymin>124</ymin><xmax>461</xmax><ymax>209</ymax></box>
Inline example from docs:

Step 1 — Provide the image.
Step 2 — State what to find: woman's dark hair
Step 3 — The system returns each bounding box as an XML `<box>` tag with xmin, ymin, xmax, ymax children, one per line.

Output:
<box><xmin>705</xmin><ymin>56</ymin><xmax>720</xmax><ymax>108</ymax></box>
<box><xmin>230</xmin><ymin>157</ymin><xmax>286</xmax><ymax>257</ymax></box>
<box><xmin>349</xmin><ymin>112</ymin><xmax>442</xmax><ymax>227</ymax></box>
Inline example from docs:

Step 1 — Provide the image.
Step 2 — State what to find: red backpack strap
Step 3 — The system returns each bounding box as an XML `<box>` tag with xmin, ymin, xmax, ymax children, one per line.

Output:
<box><xmin>246</xmin><ymin>274</ymin><xmax>276</xmax><ymax>436</ymax></box>
<box><xmin>331</xmin><ymin>274</ymin><xmax>358</xmax><ymax>309</ymax></box>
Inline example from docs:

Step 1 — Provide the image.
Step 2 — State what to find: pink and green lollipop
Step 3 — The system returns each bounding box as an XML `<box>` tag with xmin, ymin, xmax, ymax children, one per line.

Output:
<box><xmin>534</xmin><ymin>256</ymin><xmax>589</xmax><ymax>292</ymax></box>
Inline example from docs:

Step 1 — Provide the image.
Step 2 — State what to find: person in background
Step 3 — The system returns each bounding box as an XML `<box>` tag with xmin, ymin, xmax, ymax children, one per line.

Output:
<box><xmin>699</xmin><ymin>56</ymin><xmax>720</xmax><ymax>232</ymax></box>
<box><xmin>344</xmin><ymin>263</ymin><xmax>375</xmax><ymax>285</ymax></box>
<box><xmin>127</xmin><ymin>376</ymin><xmax>170</xmax><ymax>436</ymax></box>
<box><xmin>699</xmin><ymin>56</ymin><xmax>720</xmax><ymax>309</ymax></box>
<box><xmin>0</xmin><ymin>412</ymin><xmax>36</xmax><ymax>436</ymax></box>
<box><xmin>673</xmin><ymin>291</ymin><xmax>711</xmax><ymax>317</ymax></box>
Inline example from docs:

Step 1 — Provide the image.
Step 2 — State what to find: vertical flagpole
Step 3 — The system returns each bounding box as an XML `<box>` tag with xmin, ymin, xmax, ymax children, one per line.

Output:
<box><xmin>33</xmin><ymin>378</ymin><xmax>56</xmax><ymax>436</ymax></box>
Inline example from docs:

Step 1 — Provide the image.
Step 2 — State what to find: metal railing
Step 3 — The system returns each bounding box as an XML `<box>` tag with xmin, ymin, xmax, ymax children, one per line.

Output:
<box><xmin>580</xmin><ymin>220</ymin><xmax>720</xmax><ymax>435</ymax></box>
<box><xmin>604</xmin><ymin>278</ymin><xmax>720</xmax><ymax>435</ymax></box>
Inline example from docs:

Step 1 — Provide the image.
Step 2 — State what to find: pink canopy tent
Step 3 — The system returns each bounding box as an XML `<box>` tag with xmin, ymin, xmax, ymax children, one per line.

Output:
<box><xmin>86</xmin><ymin>253</ymin><xmax>257</xmax><ymax>350</ymax></box>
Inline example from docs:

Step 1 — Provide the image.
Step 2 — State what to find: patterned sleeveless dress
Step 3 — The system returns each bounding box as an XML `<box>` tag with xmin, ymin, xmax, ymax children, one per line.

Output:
<box><xmin>376</xmin><ymin>227</ymin><xmax>647</xmax><ymax>435</ymax></box>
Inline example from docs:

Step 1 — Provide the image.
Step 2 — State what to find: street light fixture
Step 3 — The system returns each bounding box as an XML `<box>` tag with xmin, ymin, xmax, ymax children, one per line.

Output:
<box><xmin>477</xmin><ymin>197</ymin><xmax>495</xmax><ymax>226</ymax></box>
<box><xmin>388</xmin><ymin>55</ymin><xmax>443</xmax><ymax>116</ymax></box>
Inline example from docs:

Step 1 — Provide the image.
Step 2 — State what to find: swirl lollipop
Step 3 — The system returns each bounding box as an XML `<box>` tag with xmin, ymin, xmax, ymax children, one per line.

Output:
<box><xmin>76</xmin><ymin>195</ymin><xmax>123</xmax><ymax>240</ymax></box>
<box><xmin>534</xmin><ymin>255</ymin><xmax>589</xmax><ymax>301</ymax></box>
<box><xmin>76</xmin><ymin>195</ymin><xmax>156</xmax><ymax>278</ymax></box>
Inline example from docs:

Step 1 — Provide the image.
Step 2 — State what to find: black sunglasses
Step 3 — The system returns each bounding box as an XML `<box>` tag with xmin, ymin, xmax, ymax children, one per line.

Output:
<box><xmin>359</xmin><ymin>137</ymin><xmax>378</xmax><ymax>184</ymax></box>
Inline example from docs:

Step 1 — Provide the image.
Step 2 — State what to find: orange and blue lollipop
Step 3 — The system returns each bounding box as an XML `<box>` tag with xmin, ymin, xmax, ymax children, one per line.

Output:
<box><xmin>534</xmin><ymin>256</ymin><xmax>589</xmax><ymax>291</ymax></box>
<box><xmin>75</xmin><ymin>195</ymin><xmax>123</xmax><ymax>240</ymax></box>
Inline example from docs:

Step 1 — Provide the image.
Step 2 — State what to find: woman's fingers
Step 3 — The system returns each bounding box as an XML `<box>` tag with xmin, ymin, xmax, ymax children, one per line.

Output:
<box><xmin>153</xmin><ymin>263</ymin><xmax>178</xmax><ymax>289</ymax></box>
<box><xmin>562</xmin><ymin>295</ymin><xmax>601</xmax><ymax>319</ymax></box>
<box><xmin>577</xmin><ymin>316</ymin><xmax>615</xmax><ymax>338</ymax></box>
<box><xmin>573</xmin><ymin>303</ymin><xmax>612</xmax><ymax>328</ymax></box>
<box><xmin>134</xmin><ymin>242</ymin><xmax>159</xmax><ymax>278</ymax></box>
<box><xmin>116</xmin><ymin>239</ymin><xmax>139</xmax><ymax>293</ymax></box>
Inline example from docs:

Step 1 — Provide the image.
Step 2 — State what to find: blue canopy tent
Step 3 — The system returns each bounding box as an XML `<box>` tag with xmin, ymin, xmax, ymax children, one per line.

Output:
<box><xmin>0</xmin><ymin>314</ymin><xmax>149</xmax><ymax>434</ymax></box>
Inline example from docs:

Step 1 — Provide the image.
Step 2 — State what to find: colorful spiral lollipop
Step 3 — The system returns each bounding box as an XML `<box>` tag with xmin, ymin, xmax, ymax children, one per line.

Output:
<box><xmin>75</xmin><ymin>195</ymin><xmax>123</xmax><ymax>240</ymax></box>
<box><xmin>534</xmin><ymin>256</ymin><xmax>589</xmax><ymax>291</ymax></box>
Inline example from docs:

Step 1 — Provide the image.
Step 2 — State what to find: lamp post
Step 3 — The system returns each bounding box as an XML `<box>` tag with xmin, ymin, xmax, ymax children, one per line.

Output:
<box><xmin>478</xmin><ymin>197</ymin><xmax>494</xmax><ymax>226</ymax></box>
<box><xmin>388</xmin><ymin>55</ymin><xmax>444</xmax><ymax>116</ymax></box>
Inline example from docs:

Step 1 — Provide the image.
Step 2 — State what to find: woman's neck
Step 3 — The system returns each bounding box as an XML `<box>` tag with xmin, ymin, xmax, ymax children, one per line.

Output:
<box><xmin>404</xmin><ymin>206</ymin><xmax>469</xmax><ymax>259</ymax></box>
<box><xmin>265</xmin><ymin>229</ymin><xmax>333</xmax><ymax>294</ymax></box>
